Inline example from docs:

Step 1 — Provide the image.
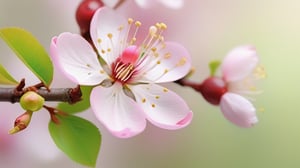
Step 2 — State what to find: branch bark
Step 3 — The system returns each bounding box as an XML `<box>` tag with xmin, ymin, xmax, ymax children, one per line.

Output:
<box><xmin>0</xmin><ymin>86</ymin><xmax>82</xmax><ymax>104</ymax></box>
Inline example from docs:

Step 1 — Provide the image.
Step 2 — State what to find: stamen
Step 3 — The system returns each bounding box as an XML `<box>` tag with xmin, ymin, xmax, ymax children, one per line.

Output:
<box><xmin>176</xmin><ymin>57</ymin><xmax>187</xmax><ymax>66</ymax></box>
<box><xmin>118</xmin><ymin>25</ymin><xmax>124</xmax><ymax>31</ymax></box>
<box><xmin>107</xmin><ymin>33</ymin><xmax>113</xmax><ymax>39</ymax></box>
<box><xmin>160</xmin><ymin>22</ymin><xmax>167</xmax><ymax>30</ymax></box>
<box><xmin>135</xmin><ymin>21</ymin><xmax>142</xmax><ymax>27</ymax></box>
<box><xmin>254</xmin><ymin>65</ymin><xmax>267</xmax><ymax>79</ymax></box>
<box><xmin>164</xmin><ymin>53</ymin><xmax>171</xmax><ymax>59</ymax></box>
<box><xmin>128</xmin><ymin>18</ymin><xmax>134</xmax><ymax>24</ymax></box>
<box><xmin>114</xmin><ymin>63</ymin><xmax>135</xmax><ymax>83</ymax></box>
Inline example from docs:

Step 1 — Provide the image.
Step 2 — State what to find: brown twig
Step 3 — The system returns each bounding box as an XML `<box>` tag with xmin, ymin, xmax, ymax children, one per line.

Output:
<box><xmin>0</xmin><ymin>85</ymin><xmax>82</xmax><ymax>104</ymax></box>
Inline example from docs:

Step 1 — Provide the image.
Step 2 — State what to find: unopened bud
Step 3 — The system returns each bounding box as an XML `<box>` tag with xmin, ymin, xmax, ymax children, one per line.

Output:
<box><xmin>20</xmin><ymin>91</ymin><xmax>45</xmax><ymax>112</ymax></box>
<box><xmin>76</xmin><ymin>0</ymin><xmax>104</xmax><ymax>42</ymax></box>
<box><xmin>9</xmin><ymin>111</ymin><xmax>33</xmax><ymax>134</ymax></box>
<box><xmin>198</xmin><ymin>77</ymin><xmax>228</xmax><ymax>105</ymax></box>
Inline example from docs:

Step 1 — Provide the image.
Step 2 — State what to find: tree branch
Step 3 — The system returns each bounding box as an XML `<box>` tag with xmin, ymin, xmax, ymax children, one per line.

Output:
<box><xmin>0</xmin><ymin>86</ymin><xmax>82</xmax><ymax>104</ymax></box>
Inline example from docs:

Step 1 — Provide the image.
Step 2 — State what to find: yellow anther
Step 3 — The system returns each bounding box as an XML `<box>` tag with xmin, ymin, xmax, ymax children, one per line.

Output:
<box><xmin>101</xmin><ymin>49</ymin><xmax>106</xmax><ymax>54</ymax></box>
<box><xmin>86</xmin><ymin>64</ymin><xmax>91</xmax><ymax>67</ymax></box>
<box><xmin>151</xmin><ymin>104</ymin><xmax>156</xmax><ymax>108</ymax></box>
<box><xmin>135</xmin><ymin>21</ymin><xmax>142</xmax><ymax>27</ymax></box>
<box><xmin>164</xmin><ymin>53</ymin><xmax>171</xmax><ymax>59</ymax></box>
<box><xmin>155</xmin><ymin>23</ymin><xmax>161</xmax><ymax>29</ymax></box>
<box><xmin>97</xmin><ymin>38</ymin><xmax>102</xmax><ymax>43</ymax></box>
<box><xmin>163</xmin><ymin>88</ymin><xmax>168</xmax><ymax>92</ymax></box>
<box><xmin>164</xmin><ymin>69</ymin><xmax>169</xmax><ymax>74</ymax></box>
<box><xmin>130</xmin><ymin>37</ymin><xmax>137</xmax><ymax>44</ymax></box>
<box><xmin>157</xmin><ymin>60</ymin><xmax>161</xmax><ymax>64</ymax></box>
<box><xmin>100</xmin><ymin>70</ymin><xmax>105</xmax><ymax>74</ymax></box>
<box><xmin>107</xmin><ymin>33</ymin><xmax>113</xmax><ymax>39</ymax></box>
<box><xmin>254</xmin><ymin>65</ymin><xmax>267</xmax><ymax>79</ymax></box>
<box><xmin>160</xmin><ymin>22</ymin><xmax>167</xmax><ymax>30</ymax></box>
<box><xmin>158</xmin><ymin>36</ymin><xmax>164</xmax><ymax>41</ymax></box>
<box><xmin>118</xmin><ymin>25</ymin><xmax>124</xmax><ymax>31</ymax></box>
<box><xmin>107</xmin><ymin>48</ymin><xmax>111</xmax><ymax>52</ymax></box>
<box><xmin>151</xmin><ymin>47</ymin><xmax>157</xmax><ymax>52</ymax></box>
<box><xmin>142</xmin><ymin>98</ymin><xmax>146</xmax><ymax>103</ymax></box>
<box><xmin>177</xmin><ymin>57</ymin><xmax>187</xmax><ymax>66</ymax></box>
<box><xmin>128</xmin><ymin>18</ymin><xmax>134</xmax><ymax>24</ymax></box>
<box><xmin>155</xmin><ymin>96</ymin><xmax>160</xmax><ymax>99</ymax></box>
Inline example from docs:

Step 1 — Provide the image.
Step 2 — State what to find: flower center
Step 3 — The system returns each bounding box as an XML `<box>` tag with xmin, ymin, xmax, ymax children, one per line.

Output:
<box><xmin>112</xmin><ymin>46</ymin><xmax>139</xmax><ymax>84</ymax></box>
<box><xmin>199</xmin><ymin>77</ymin><xmax>228</xmax><ymax>105</ymax></box>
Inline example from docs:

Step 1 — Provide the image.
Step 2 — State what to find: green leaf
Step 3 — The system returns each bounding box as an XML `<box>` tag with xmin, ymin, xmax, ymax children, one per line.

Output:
<box><xmin>209</xmin><ymin>60</ymin><xmax>221</xmax><ymax>76</ymax></box>
<box><xmin>49</xmin><ymin>115</ymin><xmax>101</xmax><ymax>167</ymax></box>
<box><xmin>0</xmin><ymin>27</ymin><xmax>53</xmax><ymax>86</ymax></box>
<box><xmin>57</xmin><ymin>86</ymin><xmax>92</xmax><ymax>114</ymax></box>
<box><xmin>0</xmin><ymin>64</ymin><xmax>18</xmax><ymax>85</ymax></box>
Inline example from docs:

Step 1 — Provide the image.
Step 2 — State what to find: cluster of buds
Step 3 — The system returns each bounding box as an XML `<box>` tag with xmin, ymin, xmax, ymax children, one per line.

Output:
<box><xmin>179</xmin><ymin>46</ymin><xmax>265</xmax><ymax>128</ymax></box>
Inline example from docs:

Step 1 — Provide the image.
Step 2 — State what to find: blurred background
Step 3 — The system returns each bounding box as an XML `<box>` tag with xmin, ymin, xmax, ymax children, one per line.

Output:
<box><xmin>0</xmin><ymin>0</ymin><xmax>299</xmax><ymax>167</ymax></box>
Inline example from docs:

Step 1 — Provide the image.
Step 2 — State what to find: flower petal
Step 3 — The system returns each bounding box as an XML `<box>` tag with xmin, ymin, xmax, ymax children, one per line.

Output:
<box><xmin>136</xmin><ymin>42</ymin><xmax>192</xmax><ymax>83</ymax></box>
<box><xmin>50</xmin><ymin>32</ymin><xmax>107</xmax><ymax>85</ymax></box>
<box><xmin>158</xmin><ymin>0</ymin><xmax>184</xmax><ymax>9</ymax></box>
<box><xmin>135</xmin><ymin>0</ymin><xmax>184</xmax><ymax>9</ymax></box>
<box><xmin>221</xmin><ymin>45</ymin><xmax>259</xmax><ymax>82</ymax></box>
<box><xmin>220</xmin><ymin>93</ymin><xmax>258</xmax><ymax>128</ymax></box>
<box><xmin>134</xmin><ymin>0</ymin><xmax>158</xmax><ymax>8</ymax></box>
<box><xmin>90</xmin><ymin>7</ymin><xmax>126</xmax><ymax>66</ymax></box>
<box><xmin>129</xmin><ymin>83</ymin><xmax>193</xmax><ymax>129</ymax></box>
<box><xmin>90</xmin><ymin>83</ymin><xmax>146</xmax><ymax>138</ymax></box>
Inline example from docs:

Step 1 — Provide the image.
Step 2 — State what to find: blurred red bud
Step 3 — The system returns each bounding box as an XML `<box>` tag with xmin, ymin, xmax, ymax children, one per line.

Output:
<box><xmin>198</xmin><ymin>77</ymin><xmax>227</xmax><ymax>105</ymax></box>
<box><xmin>76</xmin><ymin>0</ymin><xmax>104</xmax><ymax>42</ymax></box>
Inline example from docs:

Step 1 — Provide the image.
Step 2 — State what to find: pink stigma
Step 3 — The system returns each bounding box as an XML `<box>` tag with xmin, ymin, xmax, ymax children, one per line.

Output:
<box><xmin>119</xmin><ymin>45</ymin><xmax>139</xmax><ymax>64</ymax></box>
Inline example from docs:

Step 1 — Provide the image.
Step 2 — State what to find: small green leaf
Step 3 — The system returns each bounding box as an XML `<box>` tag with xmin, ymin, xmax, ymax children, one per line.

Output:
<box><xmin>57</xmin><ymin>86</ymin><xmax>92</xmax><ymax>114</ymax></box>
<box><xmin>0</xmin><ymin>27</ymin><xmax>53</xmax><ymax>86</ymax></box>
<box><xmin>49</xmin><ymin>115</ymin><xmax>101</xmax><ymax>167</ymax></box>
<box><xmin>0</xmin><ymin>64</ymin><xmax>18</xmax><ymax>85</ymax></box>
<box><xmin>209</xmin><ymin>60</ymin><xmax>221</xmax><ymax>76</ymax></box>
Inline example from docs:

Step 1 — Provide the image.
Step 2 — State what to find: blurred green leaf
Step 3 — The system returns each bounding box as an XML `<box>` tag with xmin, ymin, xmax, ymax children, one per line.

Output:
<box><xmin>49</xmin><ymin>115</ymin><xmax>101</xmax><ymax>167</ymax></box>
<box><xmin>0</xmin><ymin>64</ymin><xmax>18</xmax><ymax>85</ymax></box>
<box><xmin>209</xmin><ymin>60</ymin><xmax>221</xmax><ymax>76</ymax></box>
<box><xmin>0</xmin><ymin>27</ymin><xmax>53</xmax><ymax>86</ymax></box>
<box><xmin>57</xmin><ymin>86</ymin><xmax>92</xmax><ymax>114</ymax></box>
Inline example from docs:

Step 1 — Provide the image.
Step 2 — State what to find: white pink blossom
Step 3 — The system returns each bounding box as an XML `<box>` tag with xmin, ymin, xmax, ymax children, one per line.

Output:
<box><xmin>50</xmin><ymin>7</ymin><xmax>193</xmax><ymax>138</ymax></box>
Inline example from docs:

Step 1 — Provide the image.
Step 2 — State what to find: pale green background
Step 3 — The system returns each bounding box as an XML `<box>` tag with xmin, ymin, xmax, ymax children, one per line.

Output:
<box><xmin>0</xmin><ymin>0</ymin><xmax>299</xmax><ymax>168</ymax></box>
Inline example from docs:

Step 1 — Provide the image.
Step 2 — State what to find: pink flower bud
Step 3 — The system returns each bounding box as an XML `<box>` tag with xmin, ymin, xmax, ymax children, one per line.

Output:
<box><xmin>76</xmin><ymin>0</ymin><xmax>104</xmax><ymax>42</ymax></box>
<box><xmin>9</xmin><ymin>111</ymin><xmax>33</xmax><ymax>134</ymax></box>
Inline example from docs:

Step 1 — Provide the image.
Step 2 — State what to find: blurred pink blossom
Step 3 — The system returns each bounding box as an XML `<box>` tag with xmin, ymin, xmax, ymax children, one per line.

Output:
<box><xmin>200</xmin><ymin>46</ymin><xmax>265</xmax><ymax>128</ymax></box>
<box><xmin>220</xmin><ymin>45</ymin><xmax>265</xmax><ymax>127</ymax></box>
<box><xmin>134</xmin><ymin>0</ymin><xmax>184</xmax><ymax>9</ymax></box>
